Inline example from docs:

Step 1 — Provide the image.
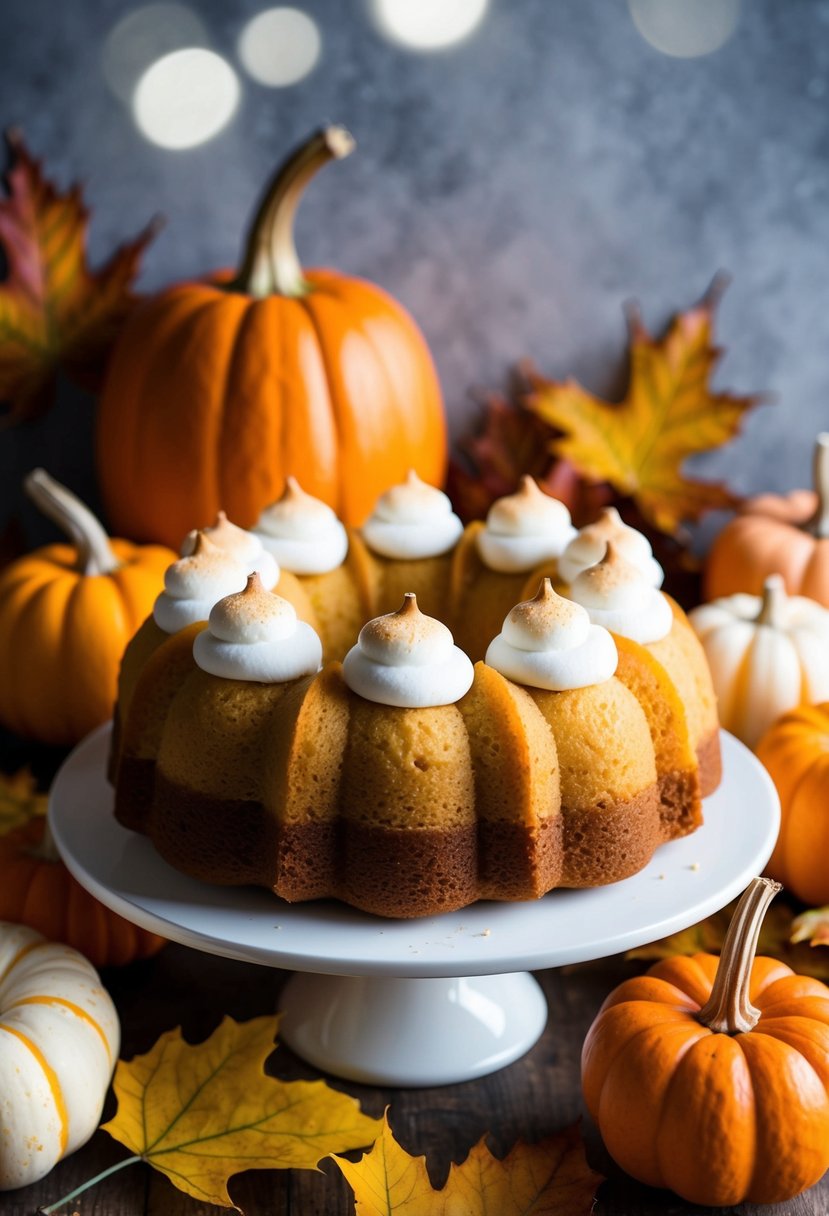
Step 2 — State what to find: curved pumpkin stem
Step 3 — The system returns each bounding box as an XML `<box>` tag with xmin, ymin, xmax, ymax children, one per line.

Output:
<box><xmin>697</xmin><ymin>876</ymin><xmax>782</xmax><ymax>1035</ymax></box>
<box><xmin>807</xmin><ymin>432</ymin><xmax>829</xmax><ymax>539</ymax></box>
<box><xmin>24</xmin><ymin>469</ymin><xmax>120</xmax><ymax>576</ymax></box>
<box><xmin>232</xmin><ymin>126</ymin><xmax>355</xmax><ymax>299</ymax></box>
<box><xmin>755</xmin><ymin>574</ymin><xmax>787</xmax><ymax>629</ymax></box>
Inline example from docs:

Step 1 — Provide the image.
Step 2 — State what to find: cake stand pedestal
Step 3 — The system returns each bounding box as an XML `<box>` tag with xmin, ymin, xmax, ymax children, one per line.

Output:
<box><xmin>49</xmin><ymin>726</ymin><xmax>779</xmax><ymax>1087</ymax></box>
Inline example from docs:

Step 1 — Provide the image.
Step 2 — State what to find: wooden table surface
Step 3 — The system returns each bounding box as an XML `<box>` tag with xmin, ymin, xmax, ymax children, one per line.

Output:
<box><xmin>8</xmin><ymin>943</ymin><xmax>828</xmax><ymax>1216</ymax></box>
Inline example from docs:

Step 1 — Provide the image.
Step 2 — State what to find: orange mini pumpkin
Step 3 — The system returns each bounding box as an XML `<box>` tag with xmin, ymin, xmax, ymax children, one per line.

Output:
<box><xmin>96</xmin><ymin>127</ymin><xmax>447</xmax><ymax>549</ymax></box>
<box><xmin>0</xmin><ymin>816</ymin><xmax>165</xmax><ymax>967</ymax></box>
<box><xmin>756</xmin><ymin>702</ymin><xmax>829</xmax><ymax>905</ymax></box>
<box><xmin>582</xmin><ymin>877</ymin><xmax>829</xmax><ymax>1207</ymax></box>
<box><xmin>705</xmin><ymin>433</ymin><xmax>829</xmax><ymax>604</ymax></box>
<box><xmin>0</xmin><ymin>470</ymin><xmax>174</xmax><ymax>744</ymax></box>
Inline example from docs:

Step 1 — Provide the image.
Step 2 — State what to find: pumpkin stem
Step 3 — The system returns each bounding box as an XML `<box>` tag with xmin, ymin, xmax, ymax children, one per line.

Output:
<box><xmin>232</xmin><ymin>126</ymin><xmax>355</xmax><ymax>299</ymax></box>
<box><xmin>696</xmin><ymin>876</ymin><xmax>782</xmax><ymax>1035</ymax></box>
<box><xmin>807</xmin><ymin>432</ymin><xmax>829</xmax><ymax>539</ymax></box>
<box><xmin>755</xmin><ymin>573</ymin><xmax>786</xmax><ymax>628</ymax></box>
<box><xmin>24</xmin><ymin>469</ymin><xmax>119</xmax><ymax>576</ymax></box>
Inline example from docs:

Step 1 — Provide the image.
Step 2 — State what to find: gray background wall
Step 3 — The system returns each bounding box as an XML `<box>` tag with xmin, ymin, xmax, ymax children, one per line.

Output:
<box><xmin>2</xmin><ymin>0</ymin><xmax>828</xmax><ymax>547</ymax></box>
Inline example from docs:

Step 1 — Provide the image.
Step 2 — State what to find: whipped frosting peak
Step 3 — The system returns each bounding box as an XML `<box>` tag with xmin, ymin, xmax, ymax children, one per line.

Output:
<box><xmin>153</xmin><ymin>532</ymin><xmax>249</xmax><ymax>633</ymax></box>
<box><xmin>361</xmin><ymin>471</ymin><xmax>463</xmax><ymax>559</ymax></box>
<box><xmin>182</xmin><ymin>511</ymin><xmax>279</xmax><ymax>590</ymax></box>
<box><xmin>557</xmin><ymin>507</ymin><xmax>663</xmax><ymax>587</ymax></box>
<box><xmin>193</xmin><ymin>573</ymin><xmax>322</xmax><ymax>682</ymax></box>
<box><xmin>485</xmin><ymin>578</ymin><xmax>617</xmax><ymax>690</ymax></box>
<box><xmin>253</xmin><ymin>478</ymin><xmax>348</xmax><ymax>574</ymax></box>
<box><xmin>476</xmin><ymin>476</ymin><xmax>577</xmax><ymax>573</ymax></box>
<box><xmin>343</xmin><ymin>593</ymin><xmax>474</xmax><ymax>707</ymax></box>
<box><xmin>568</xmin><ymin>544</ymin><xmax>672</xmax><ymax>644</ymax></box>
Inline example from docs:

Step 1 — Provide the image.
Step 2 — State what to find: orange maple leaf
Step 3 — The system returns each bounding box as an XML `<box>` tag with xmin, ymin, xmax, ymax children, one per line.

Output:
<box><xmin>334</xmin><ymin>1111</ymin><xmax>602</xmax><ymax>1215</ymax></box>
<box><xmin>0</xmin><ymin>130</ymin><xmax>158</xmax><ymax>424</ymax></box>
<box><xmin>527</xmin><ymin>278</ymin><xmax>763</xmax><ymax>534</ymax></box>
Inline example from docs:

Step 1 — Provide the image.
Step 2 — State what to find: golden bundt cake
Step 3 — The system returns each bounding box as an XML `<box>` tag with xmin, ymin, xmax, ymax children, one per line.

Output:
<box><xmin>114</xmin><ymin>577</ymin><xmax>678</xmax><ymax>917</ymax></box>
<box><xmin>567</xmin><ymin>543</ymin><xmax>721</xmax><ymax>836</ymax></box>
<box><xmin>450</xmin><ymin>476</ymin><xmax>577</xmax><ymax>662</ymax></box>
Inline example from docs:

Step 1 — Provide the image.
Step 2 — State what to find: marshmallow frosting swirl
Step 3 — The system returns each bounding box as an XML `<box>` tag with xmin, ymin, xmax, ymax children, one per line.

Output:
<box><xmin>361</xmin><ymin>471</ymin><xmax>463</xmax><ymax>560</ymax></box>
<box><xmin>558</xmin><ymin>507</ymin><xmax>664</xmax><ymax>587</ymax></box>
<box><xmin>153</xmin><ymin>533</ymin><xmax>248</xmax><ymax>633</ymax></box>
<box><xmin>193</xmin><ymin>573</ymin><xmax>322</xmax><ymax>682</ymax></box>
<box><xmin>477</xmin><ymin>476</ymin><xmax>577</xmax><ymax>573</ymax></box>
<box><xmin>485</xmin><ymin>579</ymin><xmax>617</xmax><ymax>690</ymax></box>
<box><xmin>182</xmin><ymin>511</ymin><xmax>279</xmax><ymax>590</ymax></box>
<box><xmin>253</xmin><ymin>477</ymin><xmax>348</xmax><ymax>574</ymax></box>
<box><xmin>568</xmin><ymin>543</ymin><xmax>673</xmax><ymax>644</ymax></box>
<box><xmin>343</xmin><ymin>593</ymin><xmax>474</xmax><ymax>707</ymax></box>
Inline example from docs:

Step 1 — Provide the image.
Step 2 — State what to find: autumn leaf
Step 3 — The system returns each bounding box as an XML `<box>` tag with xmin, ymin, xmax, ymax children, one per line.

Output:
<box><xmin>0</xmin><ymin>767</ymin><xmax>47</xmax><ymax>833</ymax></box>
<box><xmin>526</xmin><ymin>277</ymin><xmax>763</xmax><ymax>534</ymax></box>
<box><xmin>628</xmin><ymin>894</ymin><xmax>829</xmax><ymax>981</ymax></box>
<box><xmin>0</xmin><ymin>130</ymin><xmax>157</xmax><ymax>424</ymax></box>
<box><xmin>334</xmin><ymin>1111</ymin><xmax>602</xmax><ymax>1216</ymax></box>
<box><xmin>791</xmin><ymin>906</ymin><xmax>829</xmax><ymax>948</ymax></box>
<box><xmin>90</xmin><ymin>1015</ymin><xmax>382</xmax><ymax>1212</ymax></box>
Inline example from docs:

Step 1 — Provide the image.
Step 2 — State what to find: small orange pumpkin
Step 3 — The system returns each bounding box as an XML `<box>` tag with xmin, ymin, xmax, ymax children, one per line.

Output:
<box><xmin>582</xmin><ymin>877</ymin><xmax>829</xmax><ymax>1207</ymax></box>
<box><xmin>96</xmin><ymin>126</ymin><xmax>447</xmax><ymax>549</ymax></box>
<box><xmin>705</xmin><ymin>432</ymin><xmax>829</xmax><ymax>603</ymax></box>
<box><xmin>756</xmin><ymin>702</ymin><xmax>829</xmax><ymax>905</ymax></box>
<box><xmin>0</xmin><ymin>469</ymin><xmax>174</xmax><ymax>744</ymax></box>
<box><xmin>0</xmin><ymin>816</ymin><xmax>165</xmax><ymax>967</ymax></box>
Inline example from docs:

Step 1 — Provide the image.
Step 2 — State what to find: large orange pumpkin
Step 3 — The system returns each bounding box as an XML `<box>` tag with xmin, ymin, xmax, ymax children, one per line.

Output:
<box><xmin>582</xmin><ymin>877</ymin><xmax>829</xmax><ymax>1207</ymax></box>
<box><xmin>0</xmin><ymin>470</ymin><xmax>174</xmax><ymax>745</ymax></box>
<box><xmin>96</xmin><ymin>126</ymin><xmax>447</xmax><ymax>549</ymax></box>
<box><xmin>704</xmin><ymin>432</ymin><xmax>829</xmax><ymax>604</ymax></box>
<box><xmin>756</xmin><ymin>702</ymin><xmax>829</xmax><ymax>905</ymax></box>
<box><xmin>0</xmin><ymin>816</ymin><xmax>166</xmax><ymax>967</ymax></box>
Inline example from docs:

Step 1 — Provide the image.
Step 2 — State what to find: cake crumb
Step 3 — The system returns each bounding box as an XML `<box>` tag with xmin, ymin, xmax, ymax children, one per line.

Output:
<box><xmin>657</xmin><ymin>873</ymin><xmax>665</xmax><ymax>880</ymax></box>
<box><xmin>473</xmin><ymin>928</ymin><xmax>491</xmax><ymax>938</ymax></box>
<box><xmin>689</xmin><ymin>862</ymin><xmax>700</xmax><ymax>872</ymax></box>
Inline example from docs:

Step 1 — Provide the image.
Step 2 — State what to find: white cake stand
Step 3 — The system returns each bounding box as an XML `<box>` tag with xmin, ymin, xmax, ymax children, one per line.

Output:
<box><xmin>49</xmin><ymin>725</ymin><xmax>779</xmax><ymax>1087</ymax></box>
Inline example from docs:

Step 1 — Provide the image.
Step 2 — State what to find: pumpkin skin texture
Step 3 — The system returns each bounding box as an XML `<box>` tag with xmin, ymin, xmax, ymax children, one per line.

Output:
<box><xmin>582</xmin><ymin>880</ymin><xmax>829</xmax><ymax>1207</ymax></box>
<box><xmin>96</xmin><ymin>128</ymin><xmax>447</xmax><ymax>548</ymax></box>
<box><xmin>704</xmin><ymin>432</ymin><xmax>829</xmax><ymax>604</ymax></box>
<box><xmin>689</xmin><ymin>574</ymin><xmax>829</xmax><ymax>748</ymax></box>
<box><xmin>756</xmin><ymin>702</ymin><xmax>829</xmax><ymax>905</ymax></box>
<box><xmin>0</xmin><ymin>817</ymin><xmax>166</xmax><ymax>967</ymax></box>
<box><xmin>0</xmin><ymin>921</ymin><xmax>120</xmax><ymax>1189</ymax></box>
<box><xmin>0</xmin><ymin>471</ymin><xmax>174</xmax><ymax>745</ymax></box>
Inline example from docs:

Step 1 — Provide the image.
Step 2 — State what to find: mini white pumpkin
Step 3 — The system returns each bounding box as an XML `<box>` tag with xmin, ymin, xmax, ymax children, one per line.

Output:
<box><xmin>689</xmin><ymin>574</ymin><xmax>829</xmax><ymax>748</ymax></box>
<box><xmin>0</xmin><ymin>922</ymin><xmax>120</xmax><ymax>1189</ymax></box>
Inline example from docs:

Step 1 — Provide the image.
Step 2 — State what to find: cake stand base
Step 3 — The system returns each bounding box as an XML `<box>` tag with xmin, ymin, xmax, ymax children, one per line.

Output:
<box><xmin>279</xmin><ymin>971</ymin><xmax>547</xmax><ymax>1086</ymax></box>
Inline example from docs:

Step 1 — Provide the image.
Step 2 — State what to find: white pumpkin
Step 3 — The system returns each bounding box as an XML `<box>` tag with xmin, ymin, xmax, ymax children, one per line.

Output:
<box><xmin>0</xmin><ymin>922</ymin><xmax>120</xmax><ymax>1189</ymax></box>
<box><xmin>689</xmin><ymin>574</ymin><xmax>829</xmax><ymax>748</ymax></box>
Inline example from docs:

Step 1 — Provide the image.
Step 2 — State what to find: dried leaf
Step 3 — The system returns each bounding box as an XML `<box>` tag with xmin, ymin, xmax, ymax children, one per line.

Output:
<box><xmin>791</xmin><ymin>906</ymin><xmax>829</xmax><ymax>948</ymax></box>
<box><xmin>527</xmin><ymin>278</ymin><xmax>762</xmax><ymax>533</ymax></box>
<box><xmin>0</xmin><ymin>130</ymin><xmax>157</xmax><ymax>424</ymax></box>
<box><xmin>102</xmin><ymin>1015</ymin><xmax>381</xmax><ymax>1211</ymax></box>
<box><xmin>628</xmin><ymin>894</ymin><xmax>829</xmax><ymax>981</ymax></box>
<box><xmin>0</xmin><ymin>767</ymin><xmax>47</xmax><ymax>833</ymax></box>
<box><xmin>334</xmin><ymin>1112</ymin><xmax>602</xmax><ymax>1216</ymax></box>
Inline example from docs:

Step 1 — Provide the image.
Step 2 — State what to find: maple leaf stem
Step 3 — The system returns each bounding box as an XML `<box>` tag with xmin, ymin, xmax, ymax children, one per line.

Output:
<box><xmin>37</xmin><ymin>1153</ymin><xmax>142</xmax><ymax>1214</ymax></box>
<box><xmin>231</xmin><ymin>126</ymin><xmax>354</xmax><ymax>299</ymax></box>
<box><xmin>24</xmin><ymin>468</ymin><xmax>120</xmax><ymax>575</ymax></box>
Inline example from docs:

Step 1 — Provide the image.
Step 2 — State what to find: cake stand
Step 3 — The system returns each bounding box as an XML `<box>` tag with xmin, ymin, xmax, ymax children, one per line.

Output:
<box><xmin>49</xmin><ymin>725</ymin><xmax>779</xmax><ymax>1087</ymax></box>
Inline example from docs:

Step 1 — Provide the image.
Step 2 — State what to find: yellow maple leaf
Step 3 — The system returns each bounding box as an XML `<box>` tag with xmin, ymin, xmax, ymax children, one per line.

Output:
<box><xmin>0</xmin><ymin>767</ymin><xmax>47</xmax><ymax>833</ymax></box>
<box><xmin>527</xmin><ymin>279</ymin><xmax>761</xmax><ymax>534</ymax></box>
<box><xmin>334</xmin><ymin>1112</ymin><xmax>602</xmax><ymax>1216</ymax></box>
<box><xmin>791</xmin><ymin>906</ymin><xmax>829</xmax><ymax>948</ymax></box>
<box><xmin>100</xmin><ymin>1015</ymin><xmax>382</xmax><ymax>1211</ymax></box>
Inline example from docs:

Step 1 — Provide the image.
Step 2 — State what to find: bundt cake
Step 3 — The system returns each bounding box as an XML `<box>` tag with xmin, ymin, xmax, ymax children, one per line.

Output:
<box><xmin>115</xmin><ymin>578</ymin><xmax>671</xmax><ymax>917</ymax></box>
<box><xmin>108</xmin><ymin>473</ymin><xmax>723</xmax><ymax>919</ymax></box>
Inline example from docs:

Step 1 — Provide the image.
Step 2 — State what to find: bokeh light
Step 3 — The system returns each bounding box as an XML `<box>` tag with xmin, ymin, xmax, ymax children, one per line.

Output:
<box><xmin>102</xmin><ymin>3</ymin><xmax>208</xmax><ymax>101</ymax></box>
<box><xmin>238</xmin><ymin>7</ymin><xmax>321</xmax><ymax>87</ymax></box>
<box><xmin>628</xmin><ymin>0</ymin><xmax>740</xmax><ymax>58</ymax></box>
<box><xmin>133</xmin><ymin>48</ymin><xmax>240</xmax><ymax>149</ymax></box>
<box><xmin>371</xmin><ymin>0</ymin><xmax>489</xmax><ymax>51</ymax></box>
